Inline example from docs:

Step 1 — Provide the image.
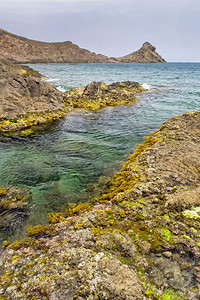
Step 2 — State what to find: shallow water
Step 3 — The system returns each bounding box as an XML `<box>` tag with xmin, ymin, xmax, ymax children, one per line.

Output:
<box><xmin>0</xmin><ymin>63</ymin><xmax>199</xmax><ymax>241</ymax></box>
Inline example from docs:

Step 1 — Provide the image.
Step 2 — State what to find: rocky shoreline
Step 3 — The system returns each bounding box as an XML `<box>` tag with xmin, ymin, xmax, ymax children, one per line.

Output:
<box><xmin>0</xmin><ymin>59</ymin><xmax>147</xmax><ymax>238</ymax></box>
<box><xmin>0</xmin><ymin>59</ymin><xmax>146</xmax><ymax>134</ymax></box>
<box><xmin>0</xmin><ymin>111</ymin><xmax>199</xmax><ymax>299</ymax></box>
<box><xmin>0</xmin><ymin>59</ymin><xmax>69</xmax><ymax>134</ymax></box>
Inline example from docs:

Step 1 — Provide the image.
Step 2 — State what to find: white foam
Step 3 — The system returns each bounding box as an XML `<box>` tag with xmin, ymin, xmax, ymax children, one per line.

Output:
<box><xmin>57</xmin><ymin>86</ymin><xmax>66</xmax><ymax>92</ymax></box>
<box><xmin>46</xmin><ymin>78</ymin><xmax>60</xmax><ymax>82</ymax></box>
<box><xmin>142</xmin><ymin>83</ymin><xmax>151</xmax><ymax>90</ymax></box>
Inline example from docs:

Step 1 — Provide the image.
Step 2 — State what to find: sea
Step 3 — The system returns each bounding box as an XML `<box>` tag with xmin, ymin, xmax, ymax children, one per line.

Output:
<box><xmin>0</xmin><ymin>62</ymin><xmax>199</xmax><ymax>242</ymax></box>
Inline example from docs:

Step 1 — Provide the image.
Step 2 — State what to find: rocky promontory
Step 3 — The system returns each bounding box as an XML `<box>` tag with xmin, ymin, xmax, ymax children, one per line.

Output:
<box><xmin>119</xmin><ymin>42</ymin><xmax>166</xmax><ymax>63</ymax></box>
<box><xmin>0</xmin><ymin>111</ymin><xmax>199</xmax><ymax>299</ymax></box>
<box><xmin>0</xmin><ymin>29</ymin><xmax>166</xmax><ymax>64</ymax></box>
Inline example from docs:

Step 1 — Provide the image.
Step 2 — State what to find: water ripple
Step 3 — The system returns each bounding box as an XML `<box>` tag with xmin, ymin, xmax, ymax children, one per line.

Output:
<box><xmin>0</xmin><ymin>62</ymin><xmax>199</xmax><ymax>237</ymax></box>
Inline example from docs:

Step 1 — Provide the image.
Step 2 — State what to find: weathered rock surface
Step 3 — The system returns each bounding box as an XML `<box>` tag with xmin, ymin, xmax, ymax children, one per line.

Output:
<box><xmin>0</xmin><ymin>29</ymin><xmax>113</xmax><ymax>64</ymax></box>
<box><xmin>0</xmin><ymin>59</ymin><xmax>41</xmax><ymax>78</ymax></box>
<box><xmin>0</xmin><ymin>59</ymin><xmax>147</xmax><ymax>133</ymax></box>
<box><xmin>0</xmin><ymin>59</ymin><xmax>68</xmax><ymax>133</ymax></box>
<box><xmin>0</xmin><ymin>29</ymin><xmax>166</xmax><ymax>63</ymax></box>
<box><xmin>0</xmin><ymin>111</ymin><xmax>199</xmax><ymax>299</ymax></box>
<box><xmin>64</xmin><ymin>81</ymin><xmax>146</xmax><ymax>110</ymax></box>
<box><xmin>0</xmin><ymin>59</ymin><xmax>64</xmax><ymax>120</ymax></box>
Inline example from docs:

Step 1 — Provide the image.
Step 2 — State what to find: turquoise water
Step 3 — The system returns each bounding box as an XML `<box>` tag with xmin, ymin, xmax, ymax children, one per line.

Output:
<box><xmin>0</xmin><ymin>63</ymin><xmax>199</xmax><ymax>240</ymax></box>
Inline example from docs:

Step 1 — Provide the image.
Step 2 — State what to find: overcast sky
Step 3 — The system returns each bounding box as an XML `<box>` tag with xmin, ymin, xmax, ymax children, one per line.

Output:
<box><xmin>0</xmin><ymin>0</ymin><xmax>200</xmax><ymax>62</ymax></box>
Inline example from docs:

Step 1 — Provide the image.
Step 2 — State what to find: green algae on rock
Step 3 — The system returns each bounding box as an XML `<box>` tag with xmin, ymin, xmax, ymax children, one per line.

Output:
<box><xmin>0</xmin><ymin>112</ymin><xmax>200</xmax><ymax>299</ymax></box>
<box><xmin>0</xmin><ymin>59</ymin><xmax>147</xmax><ymax>134</ymax></box>
<box><xmin>64</xmin><ymin>81</ymin><xmax>147</xmax><ymax>111</ymax></box>
<box><xmin>0</xmin><ymin>108</ymin><xmax>71</xmax><ymax>134</ymax></box>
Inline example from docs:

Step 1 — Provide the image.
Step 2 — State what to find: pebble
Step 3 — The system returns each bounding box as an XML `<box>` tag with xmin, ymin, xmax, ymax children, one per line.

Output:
<box><xmin>163</xmin><ymin>251</ymin><xmax>172</xmax><ymax>258</ymax></box>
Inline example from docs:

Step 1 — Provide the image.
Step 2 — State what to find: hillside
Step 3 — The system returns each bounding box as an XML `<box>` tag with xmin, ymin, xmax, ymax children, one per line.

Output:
<box><xmin>0</xmin><ymin>29</ymin><xmax>166</xmax><ymax>63</ymax></box>
<box><xmin>119</xmin><ymin>42</ymin><xmax>166</xmax><ymax>63</ymax></box>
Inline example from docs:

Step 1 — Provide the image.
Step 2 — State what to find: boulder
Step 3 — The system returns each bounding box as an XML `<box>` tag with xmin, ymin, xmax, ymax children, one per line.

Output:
<box><xmin>0</xmin><ymin>59</ymin><xmax>67</xmax><ymax>133</ymax></box>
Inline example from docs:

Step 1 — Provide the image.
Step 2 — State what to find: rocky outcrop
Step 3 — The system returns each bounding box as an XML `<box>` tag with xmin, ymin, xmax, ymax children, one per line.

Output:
<box><xmin>0</xmin><ymin>29</ymin><xmax>166</xmax><ymax>63</ymax></box>
<box><xmin>0</xmin><ymin>59</ymin><xmax>41</xmax><ymax>78</ymax></box>
<box><xmin>0</xmin><ymin>60</ymin><xmax>147</xmax><ymax>133</ymax></box>
<box><xmin>119</xmin><ymin>42</ymin><xmax>166</xmax><ymax>63</ymax></box>
<box><xmin>0</xmin><ymin>59</ymin><xmax>64</xmax><ymax>119</ymax></box>
<box><xmin>0</xmin><ymin>59</ymin><xmax>69</xmax><ymax>133</ymax></box>
<box><xmin>64</xmin><ymin>81</ymin><xmax>146</xmax><ymax>110</ymax></box>
<box><xmin>0</xmin><ymin>111</ymin><xmax>199</xmax><ymax>299</ymax></box>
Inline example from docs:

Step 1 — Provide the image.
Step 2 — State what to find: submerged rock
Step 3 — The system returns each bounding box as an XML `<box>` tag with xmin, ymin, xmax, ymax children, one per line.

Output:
<box><xmin>0</xmin><ymin>111</ymin><xmax>200</xmax><ymax>299</ymax></box>
<box><xmin>0</xmin><ymin>186</ymin><xmax>30</xmax><ymax>236</ymax></box>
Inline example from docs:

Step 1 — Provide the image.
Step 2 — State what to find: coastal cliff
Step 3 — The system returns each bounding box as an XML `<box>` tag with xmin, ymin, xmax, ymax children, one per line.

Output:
<box><xmin>0</xmin><ymin>29</ymin><xmax>166</xmax><ymax>64</ymax></box>
<box><xmin>0</xmin><ymin>111</ymin><xmax>199</xmax><ymax>299</ymax></box>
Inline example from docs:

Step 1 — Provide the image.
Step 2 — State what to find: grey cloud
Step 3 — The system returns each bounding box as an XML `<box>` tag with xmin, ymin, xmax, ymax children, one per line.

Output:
<box><xmin>0</xmin><ymin>0</ymin><xmax>200</xmax><ymax>61</ymax></box>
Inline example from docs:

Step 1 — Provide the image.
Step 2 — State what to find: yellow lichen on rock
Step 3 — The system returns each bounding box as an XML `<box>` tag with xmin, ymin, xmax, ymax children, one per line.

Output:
<box><xmin>0</xmin><ymin>112</ymin><xmax>200</xmax><ymax>299</ymax></box>
<box><xmin>64</xmin><ymin>80</ymin><xmax>146</xmax><ymax>112</ymax></box>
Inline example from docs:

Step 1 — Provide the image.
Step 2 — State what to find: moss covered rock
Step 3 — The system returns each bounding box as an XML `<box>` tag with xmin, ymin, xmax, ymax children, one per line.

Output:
<box><xmin>64</xmin><ymin>80</ymin><xmax>146</xmax><ymax>110</ymax></box>
<box><xmin>0</xmin><ymin>112</ymin><xmax>200</xmax><ymax>299</ymax></box>
<box><xmin>0</xmin><ymin>60</ymin><xmax>146</xmax><ymax>134</ymax></box>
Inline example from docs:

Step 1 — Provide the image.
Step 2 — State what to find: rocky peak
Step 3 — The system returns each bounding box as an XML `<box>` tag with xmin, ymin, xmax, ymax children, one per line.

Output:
<box><xmin>140</xmin><ymin>42</ymin><xmax>156</xmax><ymax>52</ymax></box>
<box><xmin>119</xmin><ymin>41</ymin><xmax>166</xmax><ymax>63</ymax></box>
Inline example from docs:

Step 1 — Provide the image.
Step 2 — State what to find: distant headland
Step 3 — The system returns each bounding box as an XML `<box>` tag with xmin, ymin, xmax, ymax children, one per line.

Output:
<box><xmin>0</xmin><ymin>29</ymin><xmax>166</xmax><ymax>64</ymax></box>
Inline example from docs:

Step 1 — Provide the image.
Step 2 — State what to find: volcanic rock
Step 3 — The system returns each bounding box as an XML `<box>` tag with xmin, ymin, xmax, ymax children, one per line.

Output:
<box><xmin>0</xmin><ymin>186</ymin><xmax>30</xmax><ymax>236</ymax></box>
